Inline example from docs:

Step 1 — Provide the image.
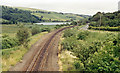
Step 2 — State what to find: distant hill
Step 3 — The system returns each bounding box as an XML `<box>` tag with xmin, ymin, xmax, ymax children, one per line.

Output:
<box><xmin>1</xmin><ymin>6</ymin><xmax>90</xmax><ymax>24</ymax></box>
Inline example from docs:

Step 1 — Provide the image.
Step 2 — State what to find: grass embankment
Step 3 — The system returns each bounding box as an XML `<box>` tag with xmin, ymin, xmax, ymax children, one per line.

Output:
<box><xmin>59</xmin><ymin>26</ymin><xmax>120</xmax><ymax>71</ymax></box>
<box><xmin>2</xmin><ymin>32</ymin><xmax>47</xmax><ymax>71</ymax></box>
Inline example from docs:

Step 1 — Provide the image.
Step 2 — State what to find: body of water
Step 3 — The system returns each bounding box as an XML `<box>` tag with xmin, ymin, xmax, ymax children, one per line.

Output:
<box><xmin>35</xmin><ymin>22</ymin><xmax>70</xmax><ymax>25</ymax></box>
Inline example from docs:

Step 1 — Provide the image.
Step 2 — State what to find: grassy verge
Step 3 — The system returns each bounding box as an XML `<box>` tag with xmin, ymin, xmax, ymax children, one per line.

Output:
<box><xmin>58</xmin><ymin>32</ymin><xmax>77</xmax><ymax>71</ymax></box>
<box><xmin>59</xmin><ymin>49</ymin><xmax>77</xmax><ymax>71</ymax></box>
<box><xmin>2</xmin><ymin>32</ymin><xmax>47</xmax><ymax>71</ymax></box>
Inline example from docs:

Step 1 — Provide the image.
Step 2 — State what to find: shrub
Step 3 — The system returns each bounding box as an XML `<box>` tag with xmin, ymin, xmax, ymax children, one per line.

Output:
<box><xmin>54</xmin><ymin>25</ymin><xmax>62</xmax><ymax>29</ymax></box>
<box><xmin>74</xmin><ymin>61</ymin><xmax>80</xmax><ymax>69</ymax></box>
<box><xmin>41</xmin><ymin>27</ymin><xmax>51</xmax><ymax>32</ymax></box>
<box><xmin>77</xmin><ymin>31</ymin><xmax>90</xmax><ymax>40</ymax></box>
<box><xmin>31</xmin><ymin>26</ymin><xmax>41</xmax><ymax>35</ymax></box>
<box><xmin>71</xmin><ymin>21</ymin><xmax>77</xmax><ymax>25</ymax></box>
<box><xmin>63</xmin><ymin>29</ymin><xmax>76</xmax><ymax>38</ymax></box>
<box><xmin>2</xmin><ymin>36</ymin><xmax>19</xmax><ymax>49</ymax></box>
<box><xmin>61</xmin><ymin>37</ymin><xmax>78</xmax><ymax>50</ymax></box>
<box><xmin>16</xmin><ymin>27</ymin><xmax>30</xmax><ymax>47</ymax></box>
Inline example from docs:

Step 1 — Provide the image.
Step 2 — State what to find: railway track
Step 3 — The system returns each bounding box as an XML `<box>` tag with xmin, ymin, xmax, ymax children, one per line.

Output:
<box><xmin>24</xmin><ymin>26</ymin><xmax>75</xmax><ymax>72</ymax></box>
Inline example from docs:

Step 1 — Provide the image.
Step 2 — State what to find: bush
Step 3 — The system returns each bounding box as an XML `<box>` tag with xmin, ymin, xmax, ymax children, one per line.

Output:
<box><xmin>31</xmin><ymin>26</ymin><xmax>41</xmax><ymax>35</ymax></box>
<box><xmin>74</xmin><ymin>61</ymin><xmax>80</xmax><ymax>69</ymax></box>
<box><xmin>2</xmin><ymin>36</ymin><xmax>19</xmax><ymax>49</ymax></box>
<box><xmin>61</xmin><ymin>37</ymin><xmax>78</xmax><ymax>50</ymax></box>
<box><xmin>54</xmin><ymin>25</ymin><xmax>62</xmax><ymax>29</ymax></box>
<box><xmin>63</xmin><ymin>29</ymin><xmax>76</xmax><ymax>38</ymax></box>
<box><xmin>16</xmin><ymin>27</ymin><xmax>30</xmax><ymax>47</ymax></box>
<box><xmin>77</xmin><ymin>31</ymin><xmax>90</xmax><ymax>40</ymax></box>
<box><xmin>41</xmin><ymin>27</ymin><xmax>51</xmax><ymax>32</ymax></box>
<box><xmin>71</xmin><ymin>21</ymin><xmax>77</xmax><ymax>25</ymax></box>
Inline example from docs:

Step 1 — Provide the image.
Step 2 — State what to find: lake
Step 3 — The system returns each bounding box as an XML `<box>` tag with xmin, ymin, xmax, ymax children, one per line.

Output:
<box><xmin>35</xmin><ymin>22</ymin><xmax>70</xmax><ymax>25</ymax></box>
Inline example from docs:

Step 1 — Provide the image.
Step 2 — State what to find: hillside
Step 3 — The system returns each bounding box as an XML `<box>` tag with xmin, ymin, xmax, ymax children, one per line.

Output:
<box><xmin>1</xmin><ymin>6</ymin><xmax>90</xmax><ymax>24</ymax></box>
<box><xmin>89</xmin><ymin>11</ymin><xmax>120</xmax><ymax>27</ymax></box>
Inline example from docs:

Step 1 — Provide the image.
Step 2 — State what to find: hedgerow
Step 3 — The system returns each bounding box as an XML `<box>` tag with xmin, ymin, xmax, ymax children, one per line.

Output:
<box><xmin>89</xmin><ymin>26</ymin><xmax>120</xmax><ymax>31</ymax></box>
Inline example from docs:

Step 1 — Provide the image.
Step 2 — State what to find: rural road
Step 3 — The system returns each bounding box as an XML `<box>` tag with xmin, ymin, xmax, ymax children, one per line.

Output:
<box><xmin>10</xmin><ymin>26</ymin><xmax>75</xmax><ymax>72</ymax></box>
<box><xmin>80</xmin><ymin>24</ymin><xmax>89</xmax><ymax>30</ymax></box>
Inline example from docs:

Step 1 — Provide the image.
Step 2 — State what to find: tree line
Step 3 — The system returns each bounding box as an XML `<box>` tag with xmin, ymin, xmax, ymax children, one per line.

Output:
<box><xmin>1</xmin><ymin>6</ymin><xmax>40</xmax><ymax>24</ymax></box>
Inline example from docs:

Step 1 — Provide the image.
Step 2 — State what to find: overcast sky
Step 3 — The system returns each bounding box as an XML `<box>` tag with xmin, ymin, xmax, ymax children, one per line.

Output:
<box><xmin>1</xmin><ymin>0</ymin><xmax>119</xmax><ymax>15</ymax></box>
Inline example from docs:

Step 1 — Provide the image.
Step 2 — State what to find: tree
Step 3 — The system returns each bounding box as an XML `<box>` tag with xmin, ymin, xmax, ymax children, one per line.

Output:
<box><xmin>71</xmin><ymin>21</ymin><xmax>77</xmax><ymax>25</ymax></box>
<box><xmin>16</xmin><ymin>27</ymin><xmax>30</xmax><ymax>47</ymax></box>
<box><xmin>31</xmin><ymin>26</ymin><xmax>41</xmax><ymax>35</ymax></box>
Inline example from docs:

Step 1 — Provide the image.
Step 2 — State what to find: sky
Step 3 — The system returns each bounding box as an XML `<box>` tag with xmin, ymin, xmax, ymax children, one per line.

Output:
<box><xmin>0</xmin><ymin>0</ymin><xmax>119</xmax><ymax>15</ymax></box>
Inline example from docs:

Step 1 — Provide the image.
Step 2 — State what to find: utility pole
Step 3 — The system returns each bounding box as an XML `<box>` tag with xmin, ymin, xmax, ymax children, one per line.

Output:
<box><xmin>99</xmin><ymin>13</ymin><xmax>102</xmax><ymax>32</ymax></box>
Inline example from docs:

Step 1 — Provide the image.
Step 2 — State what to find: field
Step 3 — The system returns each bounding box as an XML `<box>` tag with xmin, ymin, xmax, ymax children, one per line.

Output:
<box><xmin>1</xmin><ymin>25</ymin><xmax>56</xmax><ymax>37</ymax></box>
<box><xmin>2</xmin><ymin>25</ymin><xmax>20</xmax><ymax>37</ymax></box>
<box><xmin>59</xmin><ymin>26</ymin><xmax>120</xmax><ymax>71</ymax></box>
<box><xmin>17</xmin><ymin>7</ymin><xmax>86</xmax><ymax>21</ymax></box>
<box><xmin>32</xmin><ymin>12</ymin><xmax>84</xmax><ymax>22</ymax></box>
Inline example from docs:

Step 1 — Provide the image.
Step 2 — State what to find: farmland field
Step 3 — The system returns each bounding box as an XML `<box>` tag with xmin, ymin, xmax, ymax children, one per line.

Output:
<box><xmin>1</xmin><ymin>24</ymin><xmax>56</xmax><ymax>37</ymax></box>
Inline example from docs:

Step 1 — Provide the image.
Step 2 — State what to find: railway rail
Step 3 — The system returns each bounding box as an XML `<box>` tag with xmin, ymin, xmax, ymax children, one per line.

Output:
<box><xmin>24</xmin><ymin>26</ymin><xmax>75</xmax><ymax>72</ymax></box>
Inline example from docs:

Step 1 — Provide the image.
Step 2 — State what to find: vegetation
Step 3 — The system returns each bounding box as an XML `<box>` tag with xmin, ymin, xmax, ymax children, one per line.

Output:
<box><xmin>89</xmin><ymin>11</ymin><xmax>120</xmax><ymax>27</ymax></box>
<box><xmin>61</xmin><ymin>26</ymin><xmax>120</xmax><ymax>72</ymax></box>
<box><xmin>2</xmin><ymin>6</ymin><xmax>40</xmax><ymax>24</ymax></box>
<box><xmin>63</xmin><ymin>29</ymin><xmax>76</xmax><ymax>38</ymax></box>
<box><xmin>2</xmin><ymin>35</ymin><xmax>19</xmax><ymax>49</ymax></box>
<box><xmin>31</xmin><ymin>26</ymin><xmax>41</xmax><ymax>35</ymax></box>
<box><xmin>2</xmin><ymin>32</ymin><xmax>47</xmax><ymax>71</ymax></box>
<box><xmin>1</xmin><ymin>6</ymin><xmax>90</xmax><ymax>24</ymax></box>
<box><xmin>16</xmin><ymin>27</ymin><xmax>30</xmax><ymax>47</ymax></box>
<box><xmin>88</xmin><ymin>11</ymin><xmax>120</xmax><ymax>31</ymax></box>
<box><xmin>1</xmin><ymin>23</ymin><xmax>65</xmax><ymax>71</ymax></box>
<box><xmin>1</xmin><ymin>24</ymin><xmax>57</xmax><ymax>49</ymax></box>
<box><xmin>89</xmin><ymin>26</ymin><xmax>120</xmax><ymax>31</ymax></box>
<box><xmin>2</xmin><ymin>25</ymin><xmax>20</xmax><ymax>37</ymax></box>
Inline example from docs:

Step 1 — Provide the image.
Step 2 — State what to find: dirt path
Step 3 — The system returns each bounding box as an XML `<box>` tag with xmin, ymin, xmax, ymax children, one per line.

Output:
<box><xmin>10</xmin><ymin>26</ymin><xmax>75</xmax><ymax>71</ymax></box>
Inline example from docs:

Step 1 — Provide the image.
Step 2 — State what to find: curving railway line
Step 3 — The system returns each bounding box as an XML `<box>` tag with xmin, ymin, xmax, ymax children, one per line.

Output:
<box><xmin>20</xmin><ymin>26</ymin><xmax>76</xmax><ymax>72</ymax></box>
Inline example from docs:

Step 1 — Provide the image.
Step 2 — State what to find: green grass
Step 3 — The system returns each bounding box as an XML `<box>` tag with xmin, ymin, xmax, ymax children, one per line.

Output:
<box><xmin>1</xmin><ymin>24</ymin><xmax>56</xmax><ymax>37</ymax></box>
<box><xmin>59</xmin><ymin>50</ymin><xmax>77</xmax><ymax>71</ymax></box>
<box><xmin>2</xmin><ymin>32</ymin><xmax>47</xmax><ymax>71</ymax></box>
<box><xmin>85</xmin><ymin>31</ymin><xmax>118</xmax><ymax>44</ymax></box>
<box><xmin>32</xmin><ymin>12</ymin><xmax>85</xmax><ymax>21</ymax></box>
<box><xmin>2</xmin><ymin>25</ymin><xmax>20</xmax><ymax>37</ymax></box>
<box><xmin>25</xmin><ymin>25</ymin><xmax>56</xmax><ymax>29</ymax></box>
